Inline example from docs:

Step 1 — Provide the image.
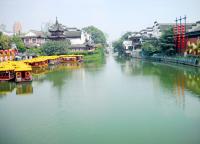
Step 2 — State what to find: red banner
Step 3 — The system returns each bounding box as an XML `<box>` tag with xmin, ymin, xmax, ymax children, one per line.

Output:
<box><xmin>174</xmin><ymin>25</ymin><xmax>186</xmax><ymax>53</ymax></box>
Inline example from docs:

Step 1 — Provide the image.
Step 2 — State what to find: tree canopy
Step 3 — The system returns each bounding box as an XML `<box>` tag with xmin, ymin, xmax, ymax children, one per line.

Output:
<box><xmin>159</xmin><ymin>27</ymin><xmax>175</xmax><ymax>55</ymax></box>
<box><xmin>82</xmin><ymin>26</ymin><xmax>106</xmax><ymax>45</ymax></box>
<box><xmin>141</xmin><ymin>27</ymin><xmax>175</xmax><ymax>56</ymax></box>
<box><xmin>11</xmin><ymin>35</ymin><xmax>26</xmax><ymax>53</ymax></box>
<box><xmin>112</xmin><ymin>31</ymin><xmax>133</xmax><ymax>55</ymax></box>
<box><xmin>0</xmin><ymin>32</ymin><xmax>10</xmax><ymax>50</ymax></box>
<box><xmin>41</xmin><ymin>40</ymin><xmax>70</xmax><ymax>56</ymax></box>
<box><xmin>142</xmin><ymin>39</ymin><xmax>160</xmax><ymax>56</ymax></box>
<box><xmin>0</xmin><ymin>33</ymin><xmax>26</xmax><ymax>53</ymax></box>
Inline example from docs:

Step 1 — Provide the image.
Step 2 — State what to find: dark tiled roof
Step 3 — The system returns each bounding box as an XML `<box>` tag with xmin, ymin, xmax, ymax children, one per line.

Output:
<box><xmin>71</xmin><ymin>44</ymin><xmax>86</xmax><ymax>48</ymax></box>
<box><xmin>189</xmin><ymin>21</ymin><xmax>200</xmax><ymax>32</ymax></box>
<box><xmin>189</xmin><ymin>25</ymin><xmax>200</xmax><ymax>32</ymax></box>
<box><xmin>158</xmin><ymin>23</ymin><xmax>193</xmax><ymax>32</ymax></box>
<box><xmin>30</xmin><ymin>30</ymin><xmax>45</xmax><ymax>37</ymax></box>
<box><xmin>158</xmin><ymin>24</ymin><xmax>174</xmax><ymax>32</ymax></box>
<box><xmin>48</xmin><ymin>18</ymin><xmax>66</xmax><ymax>32</ymax></box>
<box><xmin>21</xmin><ymin>30</ymin><xmax>46</xmax><ymax>38</ymax></box>
<box><xmin>64</xmin><ymin>30</ymin><xmax>81</xmax><ymax>38</ymax></box>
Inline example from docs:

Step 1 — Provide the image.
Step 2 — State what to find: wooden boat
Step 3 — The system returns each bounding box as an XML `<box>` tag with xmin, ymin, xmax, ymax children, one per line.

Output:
<box><xmin>61</xmin><ymin>55</ymin><xmax>84</xmax><ymax>62</ymax></box>
<box><xmin>47</xmin><ymin>56</ymin><xmax>61</xmax><ymax>65</ymax></box>
<box><xmin>60</xmin><ymin>56</ymin><xmax>77</xmax><ymax>63</ymax></box>
<box><xmin>14</xmin><ymin>63</ymin><xmax>32</xmax><ymax>82</ymax></box>
<box><xmin>72</xmin><ymin>55</ymin><xmax>84</xmax><ymax>62</ymax></box>
<box><xmin>0</xmin><ymin>62</ymin><xmax>15</xmax><ymax>81</ymax></box>
<box><xmin>24</xmin><ymin>58</ymin><xmax>48</xmax><ymax>68</ymax></box>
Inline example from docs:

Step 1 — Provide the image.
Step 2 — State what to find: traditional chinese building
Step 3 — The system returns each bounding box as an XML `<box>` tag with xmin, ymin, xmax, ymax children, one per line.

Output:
<box><xmin>21</xmin><ymin>30</ymin><xmax>46</xmax><ymax>48</ymax></box>
<box><xmin>186</xmin><ymin>21</ymin><xmax>200</xmax><ymax>48</ymax></box>
<box><xmin>48</xmin><ymin>17</ymin><xmax>67</xmax><ymax>40</ymax></box>
<box><xmin>48</xmin><ymin>18</ymin><xmax>95</xmax><ymax>51</ymax></box>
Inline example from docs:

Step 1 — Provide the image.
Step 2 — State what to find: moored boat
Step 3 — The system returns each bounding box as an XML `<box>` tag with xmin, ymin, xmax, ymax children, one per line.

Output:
<box><xmin>0</xmin><ymin>62</ymin><xmax>15</xmax><ymax>81</ymax></box>
<box><xmin>71</xmin><ymin>55</ymin><xmax>84</xmax><ymax>62</ymax></box>
<box><xmin>24</xmin><ymin>58</ymin><xmax>48</xmax><ymax>68</ymax></box>
<box><xmin>14</xmin><ymin>63</ymin><xmax>32</xmax><ymax>82</ymax></box>
<box><xmin>59</xmin><ymin>55</ymin><xmax>83</xmax><ymax>63</ymax></box>
<box><xmin>60</xmin><ymin>56</ymin><xmax>77</xmax><ymax>63</ymax></box>
<box><xmin>47</xmin><ymin>56</ymin><xmax>61</xmax><ymax>65</ymax></box>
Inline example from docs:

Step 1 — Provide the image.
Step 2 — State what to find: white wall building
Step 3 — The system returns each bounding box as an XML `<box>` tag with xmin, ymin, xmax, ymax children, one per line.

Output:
<box><xmin>67</xmin><ymin>30</ymin><xmax>92</xmax><ymax>45</ymax></box>
<box><xmin>22</xmin><ymin>30</ymin><xmax>46</xmax><ymax>48</ymax></box>
<box><xmin>123</xmin><ymin>40</ymin><xmax>133</xmax><ymax>54</ymax></box>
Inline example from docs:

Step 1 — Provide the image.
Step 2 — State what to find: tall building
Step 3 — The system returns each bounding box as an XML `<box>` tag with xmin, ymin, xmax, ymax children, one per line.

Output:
<box><xmin>13</xmin><ymin>22</ymin><xmax>22</xmax><ymax>35</ymax></box>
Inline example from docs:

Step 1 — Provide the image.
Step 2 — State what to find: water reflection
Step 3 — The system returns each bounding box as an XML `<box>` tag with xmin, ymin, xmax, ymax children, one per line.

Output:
<box><xmin>116</xmin><ymin>57</ymin><xmax>200</xmax><ymax>98</ymax></box>
<box><xmin>16</xmin><ymin>83</ymin><xmax>33</xmax><ymax>95</ymax></box>
<box><xmin>0</xmin><ymin>82</ymin><xmax>15</xmax><ymax>96</ymax></box>
<box><xmin>0</xmin><ymin>63</ymin><xmax>84</xmax><ymax>97</ymax></box>
<box><xmin>0</xmin><ymin>82</ymin><xmax>33</xmax><ymax>96</ymax></box>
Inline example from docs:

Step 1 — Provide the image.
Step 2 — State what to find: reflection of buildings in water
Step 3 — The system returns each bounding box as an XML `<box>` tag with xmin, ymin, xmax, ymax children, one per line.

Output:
<box><xmin>123</xmin><ymin>61</ymin><xmax>132</xmax><ymax>74</ymax></box>
<box><xmin>122</xmin><ymin>59</ymin><xmax>142</xmax><ymax>75</ymax></box>
<box><xmin>49</xmin><ymin>62</ymin><xmax>82</xmax><ymax>71</ymax></box>
<box><xmin>32</xmin><ymin>63</ymin><xmax>82</xmax><ymax>81</ymax></box>
<box><xmin>32</xmin><ymin>67</ymin><xmax>49</xmax><ymax>75</ymax></box>
<box><xmin>0</xmin><ymin>81</ymin><xmax>33</xmax><ymax>96</ymax></box>
<box><xmin>184</xmin><ymin>71</ymin><xmax>200</xmax><ymax>96</ymax></box>
<box><xmin>16</xmin><ymin>82</ymin><xmax>33</xmax><ymax>96</ymax></box>
<box><xmin>174</xmin><ymin>74</ymin><xmax>185</xmax><ymax>109</ymax></box>
<box><xmin>0</xmin><ymin>82</ymin><xmax>15</xmax><ymax>96</ymax></box>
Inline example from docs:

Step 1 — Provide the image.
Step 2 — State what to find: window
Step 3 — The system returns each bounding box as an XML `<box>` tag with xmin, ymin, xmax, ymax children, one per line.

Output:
<box><xmin>32</xmin><ymin>38</ymin><xmax>36</xmax><ymax>43</ymax></box>
<box><xmin>25</xmin><ymin>39</ymin><xmax>29</xmax><ymax>43</ymax></box>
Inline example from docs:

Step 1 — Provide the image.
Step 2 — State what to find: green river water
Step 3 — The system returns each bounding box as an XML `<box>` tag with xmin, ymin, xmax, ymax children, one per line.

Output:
<box><xmin>0</xmin><ymin>55</ymin><xmax>200</xmax><ymax>144</ymax></box>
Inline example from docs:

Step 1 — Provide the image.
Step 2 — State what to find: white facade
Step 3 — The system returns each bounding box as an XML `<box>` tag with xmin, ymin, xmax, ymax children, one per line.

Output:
<box><xmin>123</xmin><ymin>40</ymin><xmax>132</xmax><ymax>50</ymax></box>
<box><xmin>152</xmin><ymin>22</ymin><xmax>162</xmax><ymax>38</ymax></box>
<box><xmin>22</xmin><ymin>31</ymin><xmax>46</xmax><ymax>47</ymax></box>
<box><xmin>69</xmin><ymin>31</ymin><xmax>92</xmax><ymax>45</ymax></box>
<box><xmin>123</xmin><ymin>40</ymin><xmax>133</xmax><ymax>54</ymax></box>
<box><xmin>189</xmin><ymin>21</ymin><xmax>200</xmax><ymax>32</ymax></box>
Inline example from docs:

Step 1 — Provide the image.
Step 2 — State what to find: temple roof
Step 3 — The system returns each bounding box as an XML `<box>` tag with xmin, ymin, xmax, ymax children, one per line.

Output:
<box><xmin>155</xmin><ymin>23</ymin><xmax>194</xmax><ymax>32</ymax></box>
<box><xmin>22</xmin><ymin>30</ymin><xmax>45</xmax><ymax>38</ymax></box>
<box><xmin>188</xmin><ymin>21</ymin><xmax>200</xmax><ymax>32</ymax></box>
<box><xmin>48</xmin><ymin>17</ymin><xmax>66</xmax><ymax>32</ymax></box>
<box><xmin>64</xmin><ymin>30</ymin><xmax>81</xmax><ymax>38</ymax></box>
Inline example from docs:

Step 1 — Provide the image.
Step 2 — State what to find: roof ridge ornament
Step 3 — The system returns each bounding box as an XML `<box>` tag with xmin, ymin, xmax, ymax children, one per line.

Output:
<box><xmin>56</xmin><ymin>17</ymin><xmax>58</xmax><ymax>25</ymax></box>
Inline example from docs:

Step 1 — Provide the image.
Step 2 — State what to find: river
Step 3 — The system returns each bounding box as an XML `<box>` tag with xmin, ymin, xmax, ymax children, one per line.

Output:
<box><xmin>0</xmin><ymin>55</ymin><xmax>200</xmax><ymax>144</ymax></box>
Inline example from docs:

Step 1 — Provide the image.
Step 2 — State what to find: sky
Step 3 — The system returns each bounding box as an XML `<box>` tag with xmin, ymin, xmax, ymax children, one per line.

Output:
<box><xmin>0</xmin><ymin>0</ymin><xmax>200</xmax><ymax>41</ymax></box>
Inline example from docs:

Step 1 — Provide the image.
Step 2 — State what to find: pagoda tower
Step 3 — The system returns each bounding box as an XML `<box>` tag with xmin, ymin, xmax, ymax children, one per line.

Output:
<box><xmin>48</xmin><ymin>17</ymin><xmax>66</xmax><ymax>40</ymax></box>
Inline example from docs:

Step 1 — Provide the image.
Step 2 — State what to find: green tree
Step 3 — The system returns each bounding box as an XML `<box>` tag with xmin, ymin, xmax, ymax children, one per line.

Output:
<box><xmin>113</xmin><ymin>39</ymin><xmax>124</xmax><ymax>54</ymax></box>
<box><xmin>141</xmin><ymin>38</ymin><xmax>160</xmax><ymax>56</ymax></box>
<box><xmin>82</xmin><ymin>26</ymin><xmax>106</xmax><ymax>45</ymax></box>
<box><xmin>0</xmin><ymin>32</ymin><xmax>11</xmax><ymax>50</ymax></box>
<box><xmin>142</xmin><ymin>41</ymin><xmax>160</xmax><ymax>56</ymax></box>
<box><xmin>41</xmin><ymin>40</ymin><xmax>70</xmax><ymax>56</ymax></box>
<box><xmin>11</xmin><ymin>35</ymin><xmax>26</xmax><ymax>53</ymax></box>
<box><xmin>160</xmin><ymin>27</ymin><xmax>175</xmax><ymax>55</ymax></box>
<box><xmin>112</xmin><ymin>31</ymin><xmax>133</xmax><ymax>55</ymax></box>
<box><xmin>121</xmin><ymin>32</ymin><xmax>133</xmax><ymax>40</ymax></box>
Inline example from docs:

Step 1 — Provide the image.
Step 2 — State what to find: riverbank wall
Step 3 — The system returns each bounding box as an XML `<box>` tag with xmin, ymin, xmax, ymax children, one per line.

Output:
<box><xmin>140</xmin><ymin>56</ymin><xmax>200</xmax><ymax>67</ymax></box>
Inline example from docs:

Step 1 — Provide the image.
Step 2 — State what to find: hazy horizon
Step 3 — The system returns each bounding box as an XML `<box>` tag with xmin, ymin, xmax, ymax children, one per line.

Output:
<box><xmin>0</xmin><ymin>0</ymin><xmax>200</xmax><ymax>41</ymax></box>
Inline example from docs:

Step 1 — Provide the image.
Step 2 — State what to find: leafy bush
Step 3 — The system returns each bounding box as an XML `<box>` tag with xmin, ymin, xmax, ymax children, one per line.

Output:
<box><xmin>12</xmin><ymin>35</ymin><xmax>26</xmax><ymax>52</ymax></box>
<box><xmin>41</xmin><ymin>40</ymin><xmax>70</xmax><ymax>56</ymax></box>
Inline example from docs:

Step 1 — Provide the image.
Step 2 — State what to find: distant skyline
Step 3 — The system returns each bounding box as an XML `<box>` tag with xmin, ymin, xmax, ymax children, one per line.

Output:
<box><xmin>0</xmin><ymin>0</ymin><xmax>200</xmax><ymax>41</ymax></box>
